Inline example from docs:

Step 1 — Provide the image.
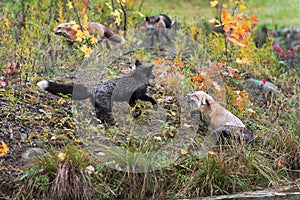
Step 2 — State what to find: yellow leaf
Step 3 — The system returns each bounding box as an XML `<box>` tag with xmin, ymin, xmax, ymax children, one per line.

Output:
<box><xmin>67</xmin><ymin>1</ymin><xmax>73</xmax><ymax>9</ymax></box>
<box><xmin>171</xmin><ymin>111</ymin><xmax>177</xmax><ymax>116</ymax></box>
<box><xmin>91</xmin><ymin>37</ymin><xmax>98</xmax><ymax>45</ymax></box>
<box><xmin>58</xmin><ymin>98</ymin><xmax>66</xmax><ymax>105</ymax></box>
<box><xmin>80</xmin><ymin>45</ymin><xmax>92</xmax><ymax>58</ymax></box>
<box><xmin>210</xmin><ymin>0</ymin><xmax>218</xmax><ymax>7</ymax></box>
<box><xmin>83</xmin><ymin>14</ymin><xmax>89</xmax><ymax>29</ymax></box>
<box><xmin>208</xmin><ymin>151</ymin><xmax>216</xmax><ymax>155</ymax></box>
<box><xmin>0</xmin><ymin>141</ymin><xmax>9</xmax><ymax>157</ymax></box>
<box><xmin>74</xmin><ymin>139</ymin><xmax>82</xmax><ymax>143</ymax></box>
<box><xmin>240</xmin><ymin>4</ymin><xmax>246</xmax><ymax>10</ymax></box>
<box><xmin>180</xmin><ymin>149</ymin><xmax>189</xmax><ymax>155</ymax></box>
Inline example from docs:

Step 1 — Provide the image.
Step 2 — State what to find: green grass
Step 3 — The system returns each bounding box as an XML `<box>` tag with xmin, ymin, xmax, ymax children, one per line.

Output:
<box><xmin>1</xmin><ymin>0</ymin><xmax>299</xmax><ymax>199</ymax></box>
<box><xmin>143</xmin><ymin>0</ymin><xmax>300</xmax><ymax>26</ymax></box>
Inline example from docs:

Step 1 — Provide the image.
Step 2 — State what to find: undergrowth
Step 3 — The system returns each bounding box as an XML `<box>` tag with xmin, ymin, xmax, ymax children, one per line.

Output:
<box><xmin>0</xmin><ymin>0</ymin><xmax>299</xmax><ymax>199</ymax></box>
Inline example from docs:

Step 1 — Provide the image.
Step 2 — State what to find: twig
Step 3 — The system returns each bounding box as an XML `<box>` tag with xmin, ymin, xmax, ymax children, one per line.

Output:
<box><xmin>120</xmin><ymin>2</ymin><xmax>127</xmax><ymax>34</ymax></box>
<box><xmin>111</xmin><ymin>0</ymin><xmax>115</xmax><ymax>11</ymax></box>
<box><xmin>71</xmin><ymin>0</ymin><xmax>83</xmax><ymax>31</ymax></box>
<box><xmin>218</xmin><ymin>0</ymin><xmax>229</xmax><ymax>61</ymax></box>
<box><xmin>138</xmin><ymin>0</ymin><xmax>145</xmax><ymax>12</ymax></box>
<box><xmin>231</xmin><ymin>0</ymin><xmax>240</xmax><ymax>16</ymax></box>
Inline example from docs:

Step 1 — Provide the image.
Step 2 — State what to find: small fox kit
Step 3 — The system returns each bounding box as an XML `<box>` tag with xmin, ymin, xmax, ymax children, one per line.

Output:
<box><xmin>53</xmin><ymin>22</ymin><xmax>125</xmax><ymax>48</ymax></box>
<box><xmin>145</xmin><ymin>14</ymin><xmax>172</xmax><ymax>47</ymax></box>
<box><xmin>186</xmin><ymin>91</ymin><xmax>253</xmax><ymax>144</ymax></box>
<box><xmin>37</xmin><ymin>60</ymin><xmax>157</xmax><ymax>126</ymax></box>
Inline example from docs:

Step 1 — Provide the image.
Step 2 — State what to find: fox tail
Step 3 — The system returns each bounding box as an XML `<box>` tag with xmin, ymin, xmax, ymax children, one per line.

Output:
<box><xmin>104</xmin><ymin>27</ymin><xmax>125</xmax><ymax>44</ymax></box>
<box><xmin>37</xmin><ymin>80</ymin><xmax>90</xmax><ymax>100</ymax></box>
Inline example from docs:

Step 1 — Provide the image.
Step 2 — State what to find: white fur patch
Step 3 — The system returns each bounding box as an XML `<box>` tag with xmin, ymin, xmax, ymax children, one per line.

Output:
<box><xmin>37</xmin><ymin>80</ymin><xmax>49</xmax><ymax>90</ymax></box>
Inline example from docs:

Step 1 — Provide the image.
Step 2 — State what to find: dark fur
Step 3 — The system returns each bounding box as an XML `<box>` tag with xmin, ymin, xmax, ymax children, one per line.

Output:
<box><xmin>38</xmin><ymin>60</ymin><xmax>157</xmax><ymax>125</ymax></box>
<box><xmin>145</xmin><ymin>14</ymin><xmax>172</xmax><ymax>47</ymax></box>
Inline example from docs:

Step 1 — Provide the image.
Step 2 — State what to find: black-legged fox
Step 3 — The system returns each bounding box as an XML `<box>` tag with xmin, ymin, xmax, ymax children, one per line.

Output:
<box><xmin>37</xmin><ymin>60</ymin><xmax>157</xmax><ymax>126</ymax></box>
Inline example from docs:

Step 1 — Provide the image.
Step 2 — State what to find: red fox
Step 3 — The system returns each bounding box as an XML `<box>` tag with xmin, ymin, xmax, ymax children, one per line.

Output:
<box><xmin>145</xmin><ymin>14</ymin><xmax>172</xmax><ymax>47</ymax></box>
<box><xmin>53</xmin><ymin>22</ymin><xmax>125</xmax><ymax>48</ymax></box>
<box><xmin>186</xmin><ymin>91</ymin><xmax>253</xmax><ymax>144</ymax></box>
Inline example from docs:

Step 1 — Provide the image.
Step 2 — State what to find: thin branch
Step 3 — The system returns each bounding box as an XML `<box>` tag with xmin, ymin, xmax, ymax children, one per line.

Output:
<box><xmin>231</xmin><ymin>0</ymin><xmax>240</xmax><ymax>16</ymax></box>
<box><xmin>218</xmin><ymin>0</ymin><xmax>229</xmax><ymax>61</ymax></box>
<box><xmin>111</xmin><ymin>0</ymin><xmax>115</xmax><ymax>11</ymax></box>
<box><xmin>71</xmin><ymin>0</ymin><xmax>83</xmax><ymax>31</ymax></box>
<box><xmin>120</xmin><ymin>2</ymin><xmax>127</xmax><ymax>32</ymax></box>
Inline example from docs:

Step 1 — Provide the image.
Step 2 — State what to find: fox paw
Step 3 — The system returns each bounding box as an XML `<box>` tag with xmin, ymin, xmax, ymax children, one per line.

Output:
<box><xmin>133</xmin><ymin>110</ymin><xmax>142</xmax><ymax>118</ymax></box>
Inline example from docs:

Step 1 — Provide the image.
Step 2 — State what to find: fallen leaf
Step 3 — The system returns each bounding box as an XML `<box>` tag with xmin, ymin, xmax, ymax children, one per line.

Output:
<box><xmin>58</xmin><ymin>152</ymin><xmax>66</xmax><ymax>161</ymax></box>
<box><xmin>0</xmin><ymin>79</ymin><xmax>8</xmax><ymax>87</ymax></box>
<box><xmin>58</xmin><ymin>98</ymin><xmax>66</xmax><ymax>105</ymax></box>
<box><xmin>0</xmin><ymin>141</ymin><xmax>9</xmax><ymax>157</ymax></box>
<box><xmin>85</xmin><ymin>165</ymin><xmax>95</xmax><ymax>174</ymax></box>
<box><xmin>74</xmin><ymin>139</ymin><xmax>82</xmax><ymax>143</ymax></box>
<box><xmin>180</xmin><ymin>149</ymin><xmax>189</xmax><ymax>155</ymax></box>
<box><xmin>277</xmin><ymin>159</ymin><xmax>285</xmax><ymax>167</ymax></box>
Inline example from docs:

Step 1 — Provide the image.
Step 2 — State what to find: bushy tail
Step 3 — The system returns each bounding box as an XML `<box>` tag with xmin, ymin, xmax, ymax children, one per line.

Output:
<box><xmin>104</xmin><ymin>27</ymin><xmax>125</xmax><ymax>44</ymax></box>
<box><xmin>37</xmin><ymin>80</ymin><xmax>90</xmax><ymax>100</ymax></box>
<box><xmin>159</xmin><ymin>14</ymin><xmax>172</xmax><ymax>28</ymax></box>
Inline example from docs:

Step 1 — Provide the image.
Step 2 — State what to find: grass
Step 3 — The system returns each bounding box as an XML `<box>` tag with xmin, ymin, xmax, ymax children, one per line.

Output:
<box><xmin>143</xmin><ymin>0</ymin><xmax>300</xmax><ymax>26</ymax></box>
<box><xmin>0</xmin><ymin>0</ymin><xmax>299</xmax><ymax>199</ymax></box>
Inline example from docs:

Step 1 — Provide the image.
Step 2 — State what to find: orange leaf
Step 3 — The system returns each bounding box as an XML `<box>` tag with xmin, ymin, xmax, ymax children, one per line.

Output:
<box><xmin>251</xmin><ymin>16</ymin><xmax>259</xmax><ymax>24</ymax></box>
<box><xmin>0</xmin><ymin>141</ymin><xmax>9</xmax><ymax>157</ymax></box>
<box><xmin>277</xmin><ymin>159</ymin><xmax>285</xmax><ymax>167</ymax></box>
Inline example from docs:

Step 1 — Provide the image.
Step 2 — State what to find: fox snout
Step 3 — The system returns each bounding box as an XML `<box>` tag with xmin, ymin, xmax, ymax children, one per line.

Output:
<box><xmin>53</xmin><ymin>29</ymin><xmax>68</xmax><ymax>38</ymax></box>
<box><xmin>53</xmin><ymin>29</ymin><xmax>62</xmax><ymax>35</ymax></box>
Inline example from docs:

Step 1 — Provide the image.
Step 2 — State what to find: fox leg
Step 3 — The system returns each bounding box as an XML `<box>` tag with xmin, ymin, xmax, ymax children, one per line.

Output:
<box><xmin>138</xmin><ymin>94</ymin><xmax>158</xmax><ymax>110</ymax></box>
<box><xmin>94</xmin><ymin>98</ymin><xmax>115</xmax><ymax>125</ymax></box>
<box><xmin>104</xmin><ymin>39</ymin><xmax>111</xmax><ymax>51</ymax></box>
<box><xmin>162</xmin><ymin>28</ymin><xmax>171</xmax><ymax>42</ymax></box>
<box><xmin>150</xmin><ymin>33</ymin><xmax>155</xmax><ymax>47</ymax></box>
<box><xmin>128</xmin><ymin>96</ymin><xmax>142</xmax><ymax>118</ymax></box>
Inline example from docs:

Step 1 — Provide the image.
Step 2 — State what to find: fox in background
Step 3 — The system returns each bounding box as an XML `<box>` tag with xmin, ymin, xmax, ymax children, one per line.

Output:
<box><xmin>53</xmin><ymin>22</ymin><xmax>125</xmax><ymax>49</ymax></box>
<box><xmin>37</xmin><ymin>60</ymin><xmax>157</xmax><ymax>126</ymax></box>
<box><xmin>145</xmin><ymin>14</ymin><xmax>173</xmax><ymax>47</ymax></box>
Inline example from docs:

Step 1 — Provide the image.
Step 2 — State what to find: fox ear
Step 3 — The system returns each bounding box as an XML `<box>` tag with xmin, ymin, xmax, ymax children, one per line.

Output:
<box><xmin>202</xmin><ymin>98</ymin><xmax>210</xmax><ymax>106</ymax></box>
<box><xmin>145</xmin><ymin>16</ymin><xmax>150</xmax><ymax>22</ymax></box>
<box><xmin>205</xmin><ymin>99</ymin><xmax>210</xmax><ymax>106</ymax></box>
<box><xmin>135</xmin><ymin>60</ymin><xmax>142</xmax><ymax>67</ymax></box>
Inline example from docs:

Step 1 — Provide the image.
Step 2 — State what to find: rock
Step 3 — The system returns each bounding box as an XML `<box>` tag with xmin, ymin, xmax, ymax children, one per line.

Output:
<box><xmin>21</xmin><ymin>148</ymin><xmax>44</xmax><ymax>160</ymax></box>
<box><xmin>245</xmin><ymin>78</ymin><xmax>280</xmax><ymax>94</ymax></box>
